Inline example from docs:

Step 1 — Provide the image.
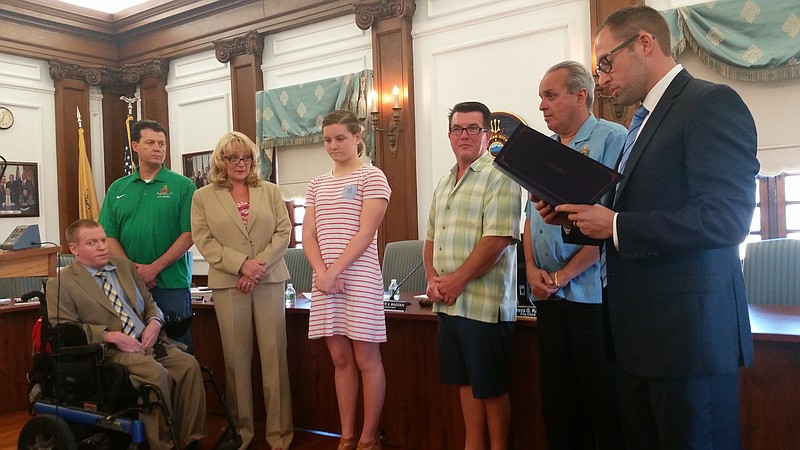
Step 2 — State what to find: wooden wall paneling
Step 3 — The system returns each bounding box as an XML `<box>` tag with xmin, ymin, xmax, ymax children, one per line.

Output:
<box><xmin>101</xmin><ymin>85</ymin><xmax>138</xmax><ymax>189</ymax></box>
<box><xmin>230</xmin><ymin>53</ymin><xmax>264</xmax><ymax>142</ymax></box>
<box><xmin>0</xmin><ymin>305</ymin><xmax>41</xmax><ymax>415</ymax></box>
<box><xmin>1</xmin><ymin>0</ymin><xmax>352</xmax><ymax>66</ymax></box>
<box><xmin>589</xmin><ymin>0</ymin><xmax>643</xmax><ymax>126</ymax></box>
<box><xmin>368</xmin><ymin>12</ymin><xmax>419</xmax><ymax>248</ymax></box>
<box><xmin>54</xmin><ymin>78</ymin><xmax>92</xmax><ymax>244</ymax></box>
<box><xmin>215</xmin><ymin>30</ymin><xmax>264</xmax><ymax>143</ymax></box>
<box><xmin>0</xmin><ymin>9</ymin><xmax>118</xmax><ymax>66</ymax></box>
<box><xmin>115</xmin><ymin>1</ymin><xmax>353</xmax><ymax>65</ymax></box>
<box><xmin>739</xmin><ymin>340</ymin><xmax>800</xmax><ymax>450</ymax></box>
<box><xmin>139</xmin><ymin>76</ymin><xmax>171</xmax><ymax>167</ymax></box>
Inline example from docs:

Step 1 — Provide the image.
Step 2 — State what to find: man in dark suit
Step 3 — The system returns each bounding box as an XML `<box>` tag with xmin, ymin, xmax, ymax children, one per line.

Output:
<box><xmin>47</xmin><ymin>219</ymin><xmax>206</xmax><ymax>450</ymax></box>
<box><xmin>19</xmin><ymin>172</ymin><xmax>34</xmax><ymax>198</ymax></box>
<box><xmin>535</xmin><ymin>5</ymin><xmax>758</xmax><ymax>449</ymax></box>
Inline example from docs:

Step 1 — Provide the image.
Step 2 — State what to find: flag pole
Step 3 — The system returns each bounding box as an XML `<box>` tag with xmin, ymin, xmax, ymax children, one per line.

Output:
<box><xmin>77</xmin><ymin>107</ymin><xmax>100</xmax><ymax>221</ymax></box>
<box><xmin>120</xmin><ymin>95</ymin><xmax>140</xmax><ymax>173</ymax></box>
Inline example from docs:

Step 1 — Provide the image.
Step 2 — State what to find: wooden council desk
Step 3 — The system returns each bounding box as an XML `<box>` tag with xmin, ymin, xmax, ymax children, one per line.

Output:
<box><xmin>189</xmin><ymin>296</ymin><xmax>800</xmax><ymax>450</ymax></box>
<box><xmin>0</xmin><ymin>247</ymin><xmax>60</xmax><ymax>414</ymax></box>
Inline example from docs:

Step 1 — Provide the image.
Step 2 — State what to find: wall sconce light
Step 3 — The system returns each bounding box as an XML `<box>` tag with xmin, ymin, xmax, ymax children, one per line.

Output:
<box><xmin>370</xmin><ymin>85</ymin><xmax>402</xmax><ymax>158</ymax></box>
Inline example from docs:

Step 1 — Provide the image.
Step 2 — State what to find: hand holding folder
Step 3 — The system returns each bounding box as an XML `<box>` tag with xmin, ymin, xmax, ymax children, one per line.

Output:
<box><xmin>493</xmin><ymin>123</ymin><xmax>623</xmax><ymax>206</ymax></box>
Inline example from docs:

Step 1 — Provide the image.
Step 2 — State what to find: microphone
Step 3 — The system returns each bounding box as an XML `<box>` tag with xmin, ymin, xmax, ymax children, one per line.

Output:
<box><xmin>388</xmin><ymin>260</ymin><xmax>424</xmax><ymax>300</ymax></box>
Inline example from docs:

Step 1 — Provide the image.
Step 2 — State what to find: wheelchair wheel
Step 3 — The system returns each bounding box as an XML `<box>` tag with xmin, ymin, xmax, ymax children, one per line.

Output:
<box><xmin>18</xmin><ymin>414</ymin><xmax>78</xmax><ymax>450</ymax></box>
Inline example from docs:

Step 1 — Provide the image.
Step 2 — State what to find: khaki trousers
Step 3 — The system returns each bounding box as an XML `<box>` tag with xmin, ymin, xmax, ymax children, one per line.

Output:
<box><xmin>110</xmin><ymin>344</ymin><xmax>206</xmax><ymax>449</ymax></box>
<box><xmin>213</xmin><ymin>282</ymin><xmax>294</xmax><ymax>450</ymax></box>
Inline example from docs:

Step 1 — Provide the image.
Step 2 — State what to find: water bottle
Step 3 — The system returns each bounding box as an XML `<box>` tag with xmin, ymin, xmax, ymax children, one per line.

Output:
<box><xmin>388</xmin><ymin>278</ymin><xmax>399</xmax><ymax>300</ymax></box>
<box><xmin>284</xmin><ymin>282</ymin><xmax>296</xmax><ymax>308</ymax></box>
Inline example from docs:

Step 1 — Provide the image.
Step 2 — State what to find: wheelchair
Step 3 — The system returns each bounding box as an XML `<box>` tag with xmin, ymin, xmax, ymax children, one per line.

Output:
<box><xmin>18</xmin><ymin>290</ymin><xmax>242</xmax><ymax>450</ymax></box>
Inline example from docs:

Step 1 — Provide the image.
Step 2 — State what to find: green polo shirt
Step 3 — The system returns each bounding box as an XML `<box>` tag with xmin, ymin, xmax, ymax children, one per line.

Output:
<box><xmin>426</xmin><ymin>151</ymin><xmax>522</xmax><ymax>323</ymax></box>
<box><xmin>99</xmin><ymin>165</ymin><xmax>196</xmax><ymax>289</ymax></box>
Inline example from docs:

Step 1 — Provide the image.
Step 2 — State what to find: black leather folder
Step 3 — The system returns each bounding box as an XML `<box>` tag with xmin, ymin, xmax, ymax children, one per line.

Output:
<box><xmin>493</xmin><ymin>123</ymin><xmax>623</xmax><ymax>205</ymax></box>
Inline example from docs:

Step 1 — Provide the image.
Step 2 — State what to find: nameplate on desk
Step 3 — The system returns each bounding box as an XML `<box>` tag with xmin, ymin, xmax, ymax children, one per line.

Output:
<box><xmin>516</xmin><ymin>305</ymin><xmax>537</xmax><ymax>318</ymax></box>
<box><xmin>384</xmin><ymin>300</ymin><xmax>407</xmax><ymax>311</ymax></box>
<box><xmin>191</xmin><ymin>293</ymin><xmax>211</xmax><ymax>302</ymax></box>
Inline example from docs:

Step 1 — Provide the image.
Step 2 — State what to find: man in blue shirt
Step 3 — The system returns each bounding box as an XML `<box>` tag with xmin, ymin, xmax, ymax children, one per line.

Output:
<box><xmin>523</xmin><ymin>61</ymin><xmax>626</xmax><ymax>450</ymax></box>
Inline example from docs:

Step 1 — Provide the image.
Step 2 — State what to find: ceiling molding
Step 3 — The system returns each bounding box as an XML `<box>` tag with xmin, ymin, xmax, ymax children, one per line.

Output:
<box><xmin>0</xmin><ymin>0</ymin><xmax>356</xmax><ymax>66</ymax></box>
<box><xmin>213</xmin><ymin>30</ymin><xmax>264</xmax><ymax>63</ymax></box>
<box><xmin>48</xmin><ymin>58</ymin><xmax>169</xmax><ymax>86</ymax></box>
<box><xmin>353</xmin><ymin>0</ymin><xmax>415</xmax><ymax>30</ymax></box>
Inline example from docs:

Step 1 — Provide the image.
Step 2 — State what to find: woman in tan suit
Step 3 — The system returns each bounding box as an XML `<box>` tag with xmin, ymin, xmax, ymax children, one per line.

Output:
<box><xmin>191</xmin><ymin>131</ymin><xmax>293</xmax><ymax>450</ymax></box>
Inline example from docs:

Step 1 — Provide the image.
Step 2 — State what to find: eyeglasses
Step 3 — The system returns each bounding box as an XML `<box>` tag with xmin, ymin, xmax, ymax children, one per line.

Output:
<box><xmin>225</xmin><ymin>155</ymin><xmax>253</xmax><ymax>164</ymax></box>
<box><xmin>595</xmin><ymin>34</ymin><xmax>646</xmax><ymax>75</ymax></box>
<box><xmin>449</xmin><ymin>125</ymin><xmax>487</xmax><ymax>136</ymax></box>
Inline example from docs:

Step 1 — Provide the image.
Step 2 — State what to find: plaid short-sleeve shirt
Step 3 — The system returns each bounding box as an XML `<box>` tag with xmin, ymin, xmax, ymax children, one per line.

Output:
<box><xmin>426</xmin><ymin>151</ymin><xmax>522</xmax><ymax>323</ymax></box>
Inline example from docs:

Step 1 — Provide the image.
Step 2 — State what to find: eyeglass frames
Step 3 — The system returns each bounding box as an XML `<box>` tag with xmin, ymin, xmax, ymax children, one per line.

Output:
<box><xmin>225</xmin><ymin>155</ymin><xmax>253</xmax><ymax>164</ymax></box>
<box><xmin>449</xmin><ymin>125</ymin><xmax>487</xmax><ymax>136</ymax></box>
<box><xmin>595</xmin><ymin>34</ymin><xmax>651</xmax><ymax>76</ymax></box>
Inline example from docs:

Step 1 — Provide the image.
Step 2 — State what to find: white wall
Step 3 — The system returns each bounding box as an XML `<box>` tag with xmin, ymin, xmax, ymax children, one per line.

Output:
<box><xmin>166</xmin><ymin>50</ymin><xmax>232</xmax><ymax>165</ymax></box>
<box><xmin>165</xmin><ymin>50</ymin><xmax>231</xmax><ymax>276</ymax></box>
<box><xmin>0</xmin><ymin>54</ymin><xmax>59</xmax><ymax>245</ymax></box>
<box><xmin>413</xmin><ymin>0</ymin><xmax>592</xmax><ymax>235</ymax></box>
<box><xmin>262</xmin><ymin>14</ymin><xmax>373</xmax><ymax>200</ymax></box>
<box><xmin>677</xmin><ymin>49</ymin><xmax>800</xmax><ymax>176</ymax></box>
<box><xmin>644</xmin><ymin>0</ymin><xmax>800</xmax><ymax>175</ymax></box>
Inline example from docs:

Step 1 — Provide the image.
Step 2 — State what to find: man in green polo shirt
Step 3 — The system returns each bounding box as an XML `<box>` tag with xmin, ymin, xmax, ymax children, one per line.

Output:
<box><xmin>99</xmin><ymin>119</ymin><xmax>197</xmax><ymax>351</ymax></box>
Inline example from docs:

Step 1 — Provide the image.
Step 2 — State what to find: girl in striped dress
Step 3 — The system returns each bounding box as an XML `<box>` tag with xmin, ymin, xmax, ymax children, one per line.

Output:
<box><xmin>302</xmin><ymin>109</ymin><xmax>391</xmax><ymax>450</ymax></box>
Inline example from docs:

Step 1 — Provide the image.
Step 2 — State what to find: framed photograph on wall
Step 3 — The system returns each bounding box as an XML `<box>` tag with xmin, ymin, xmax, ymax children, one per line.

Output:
<box><xmin>183</xmin><ymin>151</ymin><xmax>212</xmax><ymax>189</ymax></box>
<box><xmin>1</xmin><ymin>162</ymin><xmax>39</xmax><ymax>217</ymax></box>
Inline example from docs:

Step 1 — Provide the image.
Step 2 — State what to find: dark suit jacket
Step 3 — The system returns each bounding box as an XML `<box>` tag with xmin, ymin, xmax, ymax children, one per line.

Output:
<box><xmin>570</xmin><ymin>70</ymin><xmax>758</xmax><ymax>378</ymax></box>
<box><xmin>46</xmin><ymin>256</ymin><xmax>166</xmax><ymax>346</ymax></box>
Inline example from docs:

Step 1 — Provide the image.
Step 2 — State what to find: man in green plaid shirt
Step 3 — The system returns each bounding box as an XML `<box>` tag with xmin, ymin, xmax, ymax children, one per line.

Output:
<box><xmin>424</xmin><ymin>101</ymin><xmax>522</xmax><ymax>450</ymax></box>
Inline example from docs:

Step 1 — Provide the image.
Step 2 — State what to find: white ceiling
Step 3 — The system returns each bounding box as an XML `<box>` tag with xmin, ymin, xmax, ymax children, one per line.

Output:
<box><xmin>55</xmin><ymin>0</ymin><xmax>150</xmax><ymax>14</ymax></box>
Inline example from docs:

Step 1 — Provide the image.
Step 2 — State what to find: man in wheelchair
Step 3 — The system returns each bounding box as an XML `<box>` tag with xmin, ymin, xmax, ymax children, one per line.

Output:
<box><xmin>45</xmin><ymin>219</ymin><xmax>206</xmax><ymax>449</ymax></box>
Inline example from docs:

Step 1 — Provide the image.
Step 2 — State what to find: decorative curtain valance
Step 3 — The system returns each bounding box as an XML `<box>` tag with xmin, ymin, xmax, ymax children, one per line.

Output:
<box><xmin>256</xmin><ymin>70</ymin><xmax>373</xmax><ymax>170</ymax></box>
<box><xmin>662</xmin><ymin>0</ymin><xmax>800</xmax><ymax>82</ymax></box>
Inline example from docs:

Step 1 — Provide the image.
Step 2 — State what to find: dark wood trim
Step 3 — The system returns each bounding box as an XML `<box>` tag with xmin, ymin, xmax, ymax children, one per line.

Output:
<box><xmin>54</xmin><ymin>78</ymin><xmax>92</xmax><ymax>244</ymax></box>
<box><xmin>362</xmin><ymin>0</ymin><xmax>419</xmax><ymax>249</ymax></box>
<box><xmin>101</xmin><ymin>85</ymin><xmax>138</xmax><ymax>189</ymax></box>
<box><xmin>139</xmin><ymin>76</ymin><xmax>171</xmax><ymax>168</ymax></box>
<box><xmin>48</xmin><ymin>59</ymin><xmax>169</xmax><ymax>87</ymax></box>
<box><xmin>216</xmin><ymin>30</ymin><xmax>265</xmax><ymax>144</ymax></box>
<box><xmin>1</xmin><ymin>1</ymin><xmax>355</xmax><ymax>66</ymax></box>
<box><xmin>589</xmin><ymin>0</ymin><xmax>644</xmax><ymax>126</ymax></box>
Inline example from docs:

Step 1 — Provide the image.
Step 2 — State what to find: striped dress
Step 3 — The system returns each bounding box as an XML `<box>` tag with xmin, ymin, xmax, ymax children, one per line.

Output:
<box><xmin>306</xmin><ymin>164</ymin><xmax>391</xmax><ymax>342</ymax></box>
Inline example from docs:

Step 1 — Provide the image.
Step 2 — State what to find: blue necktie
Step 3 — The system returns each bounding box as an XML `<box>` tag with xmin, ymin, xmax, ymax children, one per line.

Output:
<box><xmin>617</xmin><ymin>105</ymin><xmax>649</xmax><ymax>175</ymax></box>
<box><xmin>601</xmin><ymin>105</ymin><xmax>649</xmax><ymax>287</ymax></box>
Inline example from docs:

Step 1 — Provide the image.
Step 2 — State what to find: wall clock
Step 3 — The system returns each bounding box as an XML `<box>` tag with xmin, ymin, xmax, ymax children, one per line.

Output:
<box><xmin>0</xmin><ymin>107</ymin><xmax>13</xmax><ymax>130</ymax></box>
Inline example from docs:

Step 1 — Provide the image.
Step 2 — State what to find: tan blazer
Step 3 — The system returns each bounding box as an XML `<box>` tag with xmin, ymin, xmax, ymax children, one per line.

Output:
<box><xmin>191</xmin><ymin>180</ymin><xmax>291</xmax><ymax>288</ymax></box>
<box><xmin>46</xmin><ymin>256</ymin><xmax>165</xmax><ymax>345</ymax></box>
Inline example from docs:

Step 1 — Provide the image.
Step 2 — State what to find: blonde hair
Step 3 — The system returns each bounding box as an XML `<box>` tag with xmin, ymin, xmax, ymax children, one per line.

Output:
<box><xmin>208</xmin><ymin>131</ymin><xmax>262</xmax><ymax>189</ymax></box>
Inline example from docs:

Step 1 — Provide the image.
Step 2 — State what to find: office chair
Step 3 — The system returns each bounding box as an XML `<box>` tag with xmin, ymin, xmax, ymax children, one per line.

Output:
<box><xmin>382</xmin><ymin>240</ymin><xmax>426</xmax><ymax>293</ymax></box>
<box><xmin>284</xmin><ymin>247</ymin><xmax>313</xmax><ymax>292</ymax></box>
<box><xmin>743</xmin><ymin>238</ymin><xmax>800</xmax><ymax>305</ymax></box>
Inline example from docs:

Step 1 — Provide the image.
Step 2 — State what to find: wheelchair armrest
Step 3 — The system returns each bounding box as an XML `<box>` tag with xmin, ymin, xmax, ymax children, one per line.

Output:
<box><xmin>57</xmin><ymin>343</ymin><xmax>103</xmax><ymax>358</ymax></box>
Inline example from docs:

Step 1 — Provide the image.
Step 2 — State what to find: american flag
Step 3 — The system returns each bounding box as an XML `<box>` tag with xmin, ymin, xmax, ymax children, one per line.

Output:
<box><xmin>124</xmin><ymin>116</ymin><xmax>136</xmax><ymax>175</ymax></box>
<box><xmin>123</xmin><ymin>144</ymin><xmax>133</xmax><ymax>175</ymax></box>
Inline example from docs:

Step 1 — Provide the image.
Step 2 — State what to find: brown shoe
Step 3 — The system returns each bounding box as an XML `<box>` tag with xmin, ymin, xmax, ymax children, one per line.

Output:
<box><xmin>356</xmin><ymin>437</ymin><xmax>382</xmax><ymax>450</ymax></box>
<box><xmin>337</xmin><ymin>436</ymin><xmax>358</xmax><ymax>450</ymax></box>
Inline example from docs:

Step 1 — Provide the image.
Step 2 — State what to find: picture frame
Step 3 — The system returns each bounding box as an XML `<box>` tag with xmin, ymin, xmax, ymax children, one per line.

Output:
<box><xmin>182</xmin><ymin>151</ymin><xmax>212</xmax><ymax>189</ymax></box>
<box><xmin>1</xmin><ymin>161</ymin><xmax>39</xmax><ymax>218</ymax></box>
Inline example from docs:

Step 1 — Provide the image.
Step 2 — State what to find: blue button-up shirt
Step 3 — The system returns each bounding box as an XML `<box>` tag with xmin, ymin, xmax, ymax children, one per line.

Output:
<box><xmin>85</xmin><ymin>263</ymin><xmax>148</xmax><ymax>337</ymax></box>
<box><xmin>525</xmin><ymin>115</ymin><xmax>626</xmax><ymax>304</ymax></box>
